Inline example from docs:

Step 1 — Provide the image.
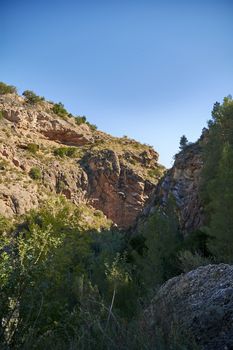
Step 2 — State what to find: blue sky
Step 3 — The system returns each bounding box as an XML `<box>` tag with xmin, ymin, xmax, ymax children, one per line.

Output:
<box><xmin>1</xmin><ymin>0</ymin><xmax>233</xmax><ymax>167</ymax></box>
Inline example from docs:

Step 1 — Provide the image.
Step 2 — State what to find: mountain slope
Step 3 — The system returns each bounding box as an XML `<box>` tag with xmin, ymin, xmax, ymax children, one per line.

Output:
<box><xmin>0</xmin><ymin>92</ymin><xmax>165</xmax><ymax>228</ymax></box>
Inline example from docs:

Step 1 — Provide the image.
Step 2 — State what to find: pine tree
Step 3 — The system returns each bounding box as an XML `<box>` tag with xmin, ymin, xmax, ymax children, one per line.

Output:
<box><xmin>179</xmin><ymin>135</ymin><xmax>188</xmax><ymax>150</ymax></box>
<box><xmin>207</xmin><ymin>144</ymin><xmax>233</xmax><ymax>262</ymax></box>
<box><xmin>201</xmin><ymin>96</ymin><xmax>233</xmax><ymax>262</ymax></box>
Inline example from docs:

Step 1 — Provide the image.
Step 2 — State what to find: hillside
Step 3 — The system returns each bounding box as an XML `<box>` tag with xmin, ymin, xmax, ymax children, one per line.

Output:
<box><xmin>0</xmin><ymin>90</ymin><xmax>165</xmax><ymax>228</ymax></box>
<box><xmin>1</xmin><ymin>84</ymin><xmax>233</xmax><ymax>350</ymax></box>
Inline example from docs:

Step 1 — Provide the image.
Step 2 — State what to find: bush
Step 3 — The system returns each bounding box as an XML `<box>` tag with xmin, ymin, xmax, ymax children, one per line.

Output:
<box><xmin>29</xmin><ymin>166</ymin><xmax>42</xmax><ymax>180</ymax></box>
<box><xmin>86</xmin><ymin>121</ymin><xmax>97</xmax><ymax>131</ymax></box>
<box><xmin>178</xmin><ymin>250</ymin><xmax>211</xmax><ymax>273</ymax></box>
<box><xmin>75</xmin><ymin>115</ymin><xmax>87</xmax><ymax>125</ymax></box>
<box><xmin>54</xmin><ymin>147</ymin><xmax>77</xmax><ymax>158</ymax></box>
<box><xmin>22</xmin><ymin>90</ymin><xmax>44</xmax><ymax>104</ymax></box>
<box><xmin>135</xmin><ymin>202</ymin><xmax>182</xmax><ymax>289</ymax></box>
<box><xmin>75</xmin><ymin>115</ymin><xmax>98</xmax><ymax>131</ymax></box>
<box><xmin>0</xmin><ymin>82</ymin><xmax>17</xmax><ymax>95</ymax></box>
<box><xmin>27</xmin><ymin>143</ymin><xmax>39</xmax><ymax>154</ymax></box>
<box><xmin>52</xmin><ymin>102</ymin><xmax>68</xmax><ymax>118</ymax></box>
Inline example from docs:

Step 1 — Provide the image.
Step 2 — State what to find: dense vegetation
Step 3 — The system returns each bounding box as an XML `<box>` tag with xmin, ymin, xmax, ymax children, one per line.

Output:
<box><xmin>200</xmin><ymin>95</ymin><xmax>233</xmax><ymax>263</ymax></box>
<box><xmin>0</xmin><ymin>96</ymin><xmax>233</xmax><ymax>349</ymax></box>
<box><xmin>0</xmin><ymin>197</ymin><xmax>201</xmax><ymax>349</ymax></box>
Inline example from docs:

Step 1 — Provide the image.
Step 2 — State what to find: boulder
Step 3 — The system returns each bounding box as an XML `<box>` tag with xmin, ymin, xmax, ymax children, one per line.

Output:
<box><xmin>145</xmin><ymin>264</ymin><xmax>233</xmax><ymax>350</ymax></box>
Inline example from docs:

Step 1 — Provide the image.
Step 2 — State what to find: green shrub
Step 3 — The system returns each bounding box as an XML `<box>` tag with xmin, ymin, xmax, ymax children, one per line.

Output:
<box><xmin>0</xmin><ymin>82</ymin><xmax>17</xmax><ymax>95</ymax></box>
<box><xmin>22</xmin><ymin>90</ymin><xmax>44</xmax><ymax>104</ymax></box>
<box><xmin>86</xmin><ymin>121</ymin><xmax>97</xmax><ymax>131</ymax></box>
<box><xmin>29</xmin><ymin>166</ymin><xmax>42</xmax><ymax>180</ymax></box>
<box><xmin>75</xmin><ymin>115</ymin><xmax>98</xmax><ymax>131</ymax></box>
<box><xmin>178</xmin><ymin>250</ymin><xmax>211</xmax><ymax>273</ymax></box>
<box><xmin>148</xmin><ymin>168</ymin><xmax>162</xmax><ymax>179</ymax></box>
<box><xmin>75</xmin><ymin>115</ymin><xmax>87</xmax><ymax>125</ymax></box>
<box><xmin>52</xmin><ymin>102</ymin><xmax>68</xmax><ymax>118</ymax></box>
<box><xmin>0</xmin><ymin>110</ymin><xmax>3</xmax><ymax>120</ymax></box>
<box><xmin>54</xmin><ymin>147</ymin><xmax>77</xmax><ymax>158</ymax></box>
<box><xmin>27</xmin><ymin>143</ymin><xmax>39</xmax><ymax>154</ymax></box>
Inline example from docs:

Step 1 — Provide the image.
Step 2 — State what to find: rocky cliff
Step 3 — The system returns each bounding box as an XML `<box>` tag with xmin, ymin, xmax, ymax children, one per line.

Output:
<box><xmin>0</xmin><ymin>93</ymin><xmax>164</xmax><ymax>228</ymax></box>
<box><xmin>139</xmin><ymin>140</ymin><xmax>205</xmax><ymax>233</ymax></box>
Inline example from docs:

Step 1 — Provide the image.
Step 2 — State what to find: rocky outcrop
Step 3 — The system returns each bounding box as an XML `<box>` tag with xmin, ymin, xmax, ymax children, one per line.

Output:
<box><xmin>0</xmin><ymin>93</ymin><xmax>163</xmax><ymax>228</ymax></box>
<box><xmin>145</xmin><ymin>264</ymin><xmax>233</xmax><ymax>350</ymax></box>
<box><xmin>140</xmin><ymin>141</ymin><xmax>204</xmax><ymax>232</ymax></box>
<box><xmin>80</xmin><ymin>149</ymin><xmax>155</xmax><ymax>228</ymax></box>
<box><xmin>0</xmin><ymin>94</ymin><xmax>93</xmax><ymax>146</ymax></box>
<box><xmin>0</xmin><ymin>182</ymin><xmax>39</xmax><ymax>217</ymax></box>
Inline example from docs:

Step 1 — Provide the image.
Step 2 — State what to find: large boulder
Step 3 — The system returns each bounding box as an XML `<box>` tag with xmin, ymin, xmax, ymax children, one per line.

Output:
<box><xmin>145</xmin><ymin>264</ymin><xmax>233</xmax><ymax>349</ymax></box>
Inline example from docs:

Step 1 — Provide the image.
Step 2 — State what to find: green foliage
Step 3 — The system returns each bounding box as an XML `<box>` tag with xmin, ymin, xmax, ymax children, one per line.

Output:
<box><xmin>200</xmin><ymin>96</ymin><xmax>233</xmax><ymax>263</ymax></box>
<box><xmin>29</xmin><ymin>166</ymin><xmax>42</xmax><ymax>180</ymax></box>
<box><xmin>74</xmin><ymin>115</ymin><xmax>98</xmax><ymax>131</ymax></box>
<box><xmin>75</xmin><ymin>115</ymin><xmax>87</xmax><ymax>125</ymax></box>
<box><xmin>0</xmin><ymin>214</ymin><xmax>13</xmax><ymax>234</ymax></box>
<box><xmin>178</xmin><ymin>250</ymin><xmax>211</xmax><ymax>273</ymax></box>
<box><xmin>0</xmin><ymin>110</ymin><xmax>3</xmax><ymax>120</ymax></box>
<box><xmin>0</xmin><ymin>199</ymin><xmax>92</xmax><ymax>347</ymax></box>
<box><xmin>53</xmin><ymin>146</ymin><xmax>77</xmax><ymax>158</ymax></box>
<box><xmin>0</xmin><ymin>81</ymin><xmax>17</xmax><ymax>95</ymax></box>
<box><xmin>179</xmin><ymin>229</ymin><xmax>211</xmax><ymax>257</ymax></box>
<box><xmin>135</xmin><ymin>199</ymin><xmax>182</xmax><ymax>289</ymax></box>
<box><xmin>86</xmin><ymin>121</ymin><xmax>98</xmax><ymax>131</ymax></box>
<box><xmin>22</xmin><ymin>90</ymin><xmax>44</xmax><ymax>104</ymax></box>
<box><xmin>0</xmin><ymin>195</ymin><xmax>202</xmax><ymax>349</ymax></box>
<box><xmin>27</xmin><ymin>143</ymin><xmax>39</xmax><ymax>154</ymax></box>
<box><xmin>179</xmin><ymin>134</ymin><xmax>188</xmax><ymax>150</ymax></box>
<box><xmin>148</xmin><ymin>167</ymin><xmax>164</xmax><ymax>179</ymax></box>
<box><xmin>52</xmin><ymin>102</ymin><xmax>68</xmax><ymax>118</ymax></box>
<box><xmin>206</xmin><ymin>143</ymin><xmax>233</xmax><ymax>262</ymax></box>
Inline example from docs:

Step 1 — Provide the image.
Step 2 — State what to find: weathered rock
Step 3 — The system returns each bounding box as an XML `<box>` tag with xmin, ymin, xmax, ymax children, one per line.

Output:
<box><xmin>0</xmin><ymin>93</ymin><xmax>163</xmax><ymax>228</ymax></box>
<box><xmin>0</xmin><ymin>183</ymin><xmax>39</xmax><ymax>216</ymax></box>
<box><xmin>140</xmin><ymin>141</ymin><xmax>204</xmax><ymax>233</ymax></box>
<box><xmin>0</xmin><ymin>94</ymin><xmax>93</xmax><ymax>146</ymax></box>
<box><xmin>145</xmin><ymin>264</ymin><xmax>233</xmax><ymax>350</ymax></box>
<box><xmin>80</xmin><ymin>149</ymin><xmax>155</xmax><ymax>228</ymax></box>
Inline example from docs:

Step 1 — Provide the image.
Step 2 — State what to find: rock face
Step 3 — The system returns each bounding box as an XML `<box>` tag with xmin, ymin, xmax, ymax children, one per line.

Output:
<box><xmin>145</xmin><ymin>264</ymin><xmax>233</xmax><ymax>350</ymax></box>
<box><xmin>140</xmin><ymin>141</ymin><xmax>205</xmax><ymax>233</ymax></box>
<box><xmin>0</xmin><ymin>182</ymin><xmax>39</xmax><ymax>217</ymax></box>
<box><xmin>0</xmin><ymin>94</ymin><xmax>93</xmax><ymax>146</ymax></box>
<box><xmin>80</xmin><ymin>150</ymin><xmax>154</xmax><ymax>229</ymax></box>
<box><xmin>0</xmin><ymin>93</ymin><xmax>164</xmax><ymax>228</ymax></box>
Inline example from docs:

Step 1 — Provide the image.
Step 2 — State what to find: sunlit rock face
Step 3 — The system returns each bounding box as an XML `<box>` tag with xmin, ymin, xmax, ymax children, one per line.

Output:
<box><xmin>0</xmin><ymin>93</ymin><xmax>164</xmax><ymax>228</ymax></box>
<box><xmin>80</xmin><ymin>149</ymin><xmax>156</xmax><ymax>229</ymax></box>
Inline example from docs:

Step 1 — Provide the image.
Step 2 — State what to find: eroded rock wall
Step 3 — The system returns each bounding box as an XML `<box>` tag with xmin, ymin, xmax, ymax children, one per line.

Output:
<box><xmin>140</xmin><ymin>141</ymin><xmax>205</xmax><ymax>233</ymax></box>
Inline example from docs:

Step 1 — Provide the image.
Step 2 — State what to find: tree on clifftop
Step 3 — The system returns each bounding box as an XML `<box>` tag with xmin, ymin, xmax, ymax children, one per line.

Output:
<box><xmin>179</xmin><ymin>135</ymin><xmax>188</xmax><ymax>150</ymax></box>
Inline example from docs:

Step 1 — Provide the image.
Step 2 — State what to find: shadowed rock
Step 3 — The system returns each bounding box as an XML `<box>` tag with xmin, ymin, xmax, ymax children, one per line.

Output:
<box><xmin>145</xmin><ymin>264</ymin><xmax>233</xmax><ymax>350</ymax></box>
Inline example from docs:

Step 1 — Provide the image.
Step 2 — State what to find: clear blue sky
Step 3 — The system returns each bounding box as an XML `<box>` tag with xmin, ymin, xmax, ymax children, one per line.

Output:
<box><xmin>1</xmin><ymin>0</ymin><xmax>233</xmax><ymax>167</ymax></box>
